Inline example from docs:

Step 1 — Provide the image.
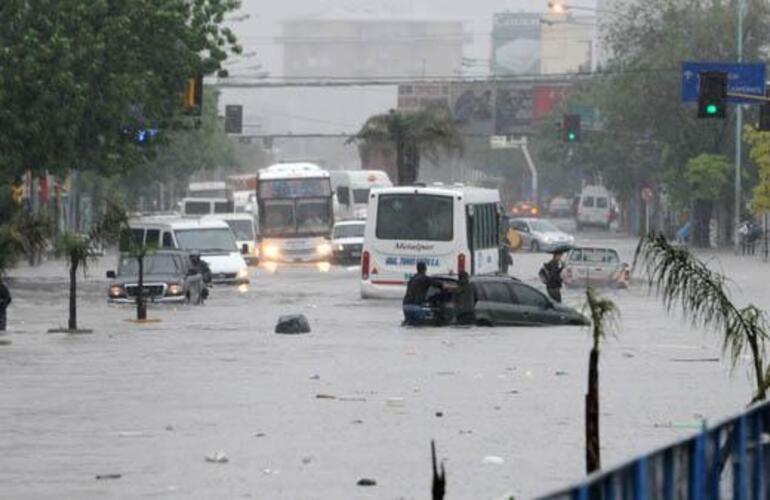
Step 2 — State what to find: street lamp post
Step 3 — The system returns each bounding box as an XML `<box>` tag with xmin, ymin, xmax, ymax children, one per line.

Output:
<box><xmin>734</xmin><ymin>0</ymin><xmax>745</xmax><ymax>253</ymax></box>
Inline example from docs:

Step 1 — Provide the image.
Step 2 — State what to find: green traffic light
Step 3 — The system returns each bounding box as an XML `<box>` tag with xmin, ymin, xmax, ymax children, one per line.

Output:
<box><xmin>568</xmin><ymin>132</ymin><xmax>576</xmax><ymax>141</ymax></box>
<box><xmin>706</xmin><ymin>104</ymin><xmax>718</xmax><ymax>115</ymax></box>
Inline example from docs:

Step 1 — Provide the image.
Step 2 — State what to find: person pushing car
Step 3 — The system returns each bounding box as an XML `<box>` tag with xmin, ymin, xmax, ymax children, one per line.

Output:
<box><xmin>402</xmin><ymin>261</ymin><xmax>444</xmax><ymax>325</ymax></box>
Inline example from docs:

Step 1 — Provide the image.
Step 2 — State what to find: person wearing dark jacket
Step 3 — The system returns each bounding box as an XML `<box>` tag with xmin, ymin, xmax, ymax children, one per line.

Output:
<box><xmin>0</xmin><ymin>277</ymin><xmax>11</xmax><ymax>332</ymax></box>
<box><xmin>539</xmin><ymin>252</ymin><xmax>565</xmax><ymax>303</ymax></box>
<box><xmin>403</xmin><ymin>262</ymin><xmax>443</xmax><ymax>325</ymax></box>
<box><xmin>453</xmin><ymin>271</ymin><xmax>477</xmax><ymax>325</ymax></box>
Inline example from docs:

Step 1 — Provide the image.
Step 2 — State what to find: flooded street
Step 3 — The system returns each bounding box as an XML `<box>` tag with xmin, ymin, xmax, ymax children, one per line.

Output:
<box><xmin>1</xmin><ymin>225</ymin><xmax>765</xmax><ymax>500</ymax></box>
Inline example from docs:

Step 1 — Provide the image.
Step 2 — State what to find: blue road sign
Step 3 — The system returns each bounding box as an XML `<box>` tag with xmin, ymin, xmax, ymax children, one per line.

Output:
<box><xmin>681</xmin><ymin>61</ymin><xmax>766</xmax><ymax>103</ymax></box>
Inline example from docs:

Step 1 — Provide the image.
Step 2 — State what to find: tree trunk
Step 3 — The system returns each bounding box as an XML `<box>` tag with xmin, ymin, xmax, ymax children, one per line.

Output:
<box><xmin>68</xmin><ymin>256</ymin><xmax>78</xmax><ymax>331</ymax></box>
<box><xmin>396</xmin><ymin>137</ymin><xmax>407</xmax><ymax>186</ymax></box>
<box><xmin>586</xmin><ymin>346</ymin><xmax>601</xmax><ymax>474</ymax></box>
<box><xmin>136</xmin><ymin>256</ymin><xmax>146</xmax><ymax>321</ymax></box>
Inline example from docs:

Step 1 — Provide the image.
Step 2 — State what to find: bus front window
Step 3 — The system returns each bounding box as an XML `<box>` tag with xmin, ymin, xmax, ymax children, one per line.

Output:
<box><xmin>297</xmin><ymin>200</ymin><xmax>331</xmax><ymax>233</ymax></box>
<box><xmin>376</xmin><ymin>194</ymin><xmax>453</xmax><ymax>241</ymax></box>
<box><xmin>263</xmin><ymin>201</ymin><xmax>295</xmax><ymax>235</ymax></box>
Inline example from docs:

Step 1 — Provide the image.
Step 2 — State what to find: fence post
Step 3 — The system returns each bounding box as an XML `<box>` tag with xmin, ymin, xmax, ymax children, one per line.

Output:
<box><xmin>709</xmin><ymin>427</ymin><xmax>721</xmax><ymax>500</ymax></box>
<box><xmin>634</xmin><ymin>457</ymin><xmax>647</xmax><ymax>500</ymax></box>
<box><xmin>749</xmin><ymin>412</ymin><xmax>761</xmax><ymax>500</ymax></box>
<box><xmin>734</xmin><ymin>415</ymin><xmax>748</xmax><ymax>500</ymax></box>
<box><xmin>690</xmin><ymin>433</ymin><xmax>706</xmax><ymax>500</ymax></box>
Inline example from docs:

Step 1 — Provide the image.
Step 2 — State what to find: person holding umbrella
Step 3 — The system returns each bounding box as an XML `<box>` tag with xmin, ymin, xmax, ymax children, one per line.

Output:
<box><xmin>538</xmin><ymin>246</ymin><xmax>570</xmax><ymax>303</ymax></box>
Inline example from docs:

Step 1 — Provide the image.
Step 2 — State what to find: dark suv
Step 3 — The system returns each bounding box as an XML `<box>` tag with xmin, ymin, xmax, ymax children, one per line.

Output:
<box><xmin>107</xmin><ymin>250</ymin><xmax>208</xmax><ymax>305</ymax></box>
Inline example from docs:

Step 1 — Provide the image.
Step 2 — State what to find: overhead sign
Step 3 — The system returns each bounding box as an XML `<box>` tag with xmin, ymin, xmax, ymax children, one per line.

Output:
<box><xmin>681</xmin><ymin>62</ymin><xmax>766</xmax><ymax>103</ymax></box>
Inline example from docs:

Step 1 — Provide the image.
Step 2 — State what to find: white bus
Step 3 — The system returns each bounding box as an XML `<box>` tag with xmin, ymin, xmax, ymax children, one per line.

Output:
<box><xmin>187</xmin><ymin>181</ymin><xmax>228</xmax><ymax>199</ymax></box>
<box><xmin>257</xmin><ymin>163</ymin><xmax>334</xmax><ymax>263</ymax></box>
<box><xmin>360</xmin><ymin>184</ymin><xmax>504</xmax><ymax>299</ymax></box>
<box><xmin>180</xmin><ymin>197</ymin><xmax>234</xmax><ymax>216</ymax></box>
<box><xmin>331</xmin><ymin>170</ymin><xmax>392</xmax><ymax>220</ymax></box>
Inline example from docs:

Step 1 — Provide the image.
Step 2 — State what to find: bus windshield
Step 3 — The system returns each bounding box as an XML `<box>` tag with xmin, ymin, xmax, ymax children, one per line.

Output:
<box><xmin>376</xmin><ymin>194</ymin><xmax>453</xmax><ymax>241</ymax></box>
<box><xmin>174</xmin><ymin>228</ymin><xmax>237</xmax><ymax>252</ymax></box>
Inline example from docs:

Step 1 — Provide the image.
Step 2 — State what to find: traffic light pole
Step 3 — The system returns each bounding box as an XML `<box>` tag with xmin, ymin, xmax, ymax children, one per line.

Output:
<box><xmin>734</xmin><ymin>0</ymin><xmax>744</xmax><ymax>253</ymax></box>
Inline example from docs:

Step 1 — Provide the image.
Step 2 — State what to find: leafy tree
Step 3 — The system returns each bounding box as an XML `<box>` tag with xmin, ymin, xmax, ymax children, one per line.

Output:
<box><xmin>0</xmin><ymin>212</ymin><xmax>50</xmax><ymax>275</ymax></box>
<box><xmin>684</xmin><ymin>154</ymin><xmax>731</xmax><ymax>246</ymax></box>
<box><xmin>0</xmin><ymin>0</ymin><xmax>241</xmax><ymax>179</ymax></box>
<box><xmin>584</xmin><ymin>287</ymin><xmax>619</xmax><ymax>474</ymax></box>
<box><xmin>350</xmin><ymin>108</ymin><xmax>462</xmax><ymax>185</ymax></box>
<box><xmin>635</xmin><ymin>233</ymin><xmax>770</xmax><ymax>402</ymax></box>
<box><xmin>744</xmin><ymin>126</ymin><xmax>770</xmax><ymax>214</ymax></box>
<box><xmin>546</xmin><ymin>0</ymin><xmax>770</xmax><ymax>228</ymax></box>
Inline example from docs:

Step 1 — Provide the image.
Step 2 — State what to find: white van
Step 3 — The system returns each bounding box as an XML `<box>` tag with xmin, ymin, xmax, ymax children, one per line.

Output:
<box><xmin>180</xmin><ymin>197</ymin><xmax>234</xmax><ymax>216</ymax></box>
<box><xmin>124</xmin><ymin>217</ymin><xmax>249</xmax><ymax>284</ymax></box>
<box><xmin>331</xmin><ymin>170</ymin><xmax>392</xmax><ymax>220</ymax></box>
<box><xmin>203</xmin><ymin>213</ymin><xmax>259</xmax><ymax>265</ymax></box>
<box><xmin>576</xmin><ymin>185</ymin><xmax>614</xmax><ymax>230</ymax></box>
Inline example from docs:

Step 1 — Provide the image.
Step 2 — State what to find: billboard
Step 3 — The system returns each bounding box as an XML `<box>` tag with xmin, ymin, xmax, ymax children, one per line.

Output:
<box><xmin>397</xmin><ymin>84</ymin><xmax>451</xmax><ymax>111</ymax></box>
<box><xmin>491</xmin><ymin>12</ymin><xmax>542</xmax><ymax>76</ymax></box>
<box><xmin>451</xmin><ymin>83</ymin><xmax>496</xmax><ymax>135</ymax></box>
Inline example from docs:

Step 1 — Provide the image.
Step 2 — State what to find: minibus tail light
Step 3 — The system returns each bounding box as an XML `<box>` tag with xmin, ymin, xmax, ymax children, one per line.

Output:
<box><xmin>458</xmin><ymin>253</ymin><xmax>466</xmax><ymax>274</ymax></box>
<box><xmin>362</xmin><ymin>251</ymin><xmax>370</xmax><ymax>280</ymax></box>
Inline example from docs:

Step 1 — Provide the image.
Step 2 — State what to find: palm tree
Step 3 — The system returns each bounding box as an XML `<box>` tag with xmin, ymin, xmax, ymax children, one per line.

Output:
<box><xmin>584</xmin><ymin>287</ymin><xmax>619</xmax><ymax>474</ymax></box>
<box><xmin>0</xmin><ymin>212</ymin><xmax>50</xmax><ymax>275</ymax></box>
<box><xmin>350</xmin><ymin>108</ymin><xmax>462</xmax><ymax>185</ymax></box>
<box><xmin>53</xmin><ymin>202</ymin><xmax>125</xmax><ymax>332</ymax></box>
<box><xmin>635</xmin><ymin>232</ymin><xmax>770</xmax><ymax>402</ymax></box>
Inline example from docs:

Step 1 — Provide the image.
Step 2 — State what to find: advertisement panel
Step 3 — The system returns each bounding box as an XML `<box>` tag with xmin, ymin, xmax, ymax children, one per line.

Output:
<box><xmin>397</xmin><ymin>84</ymin><xmax>451</xmax><ymax>111</ymax></box>
<box><xmin>451</xmin><ymin>83</ymin><xmax>496</xmax><ymax>136</ymax></box>
<box><xmin>494</xmin><ymin>83</ymin><xmax>534</xmax><ymax>135</ymax></box>
<box><xmin>491</xmin><ymin>12</ymin><xmax>542</xmax><ymax>76</ymax></box>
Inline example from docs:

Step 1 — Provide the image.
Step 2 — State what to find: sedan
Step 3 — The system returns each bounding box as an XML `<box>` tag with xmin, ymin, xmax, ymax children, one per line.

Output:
<box><xmin>510</xmin><ymin>201</ymin><xmax>541</xmax><ymax>217</ymax></box>
<box><xmin>562</xmin><ymin>247</ymin><xmax>630</xmax><ymax>289</ymax></box>
<box><xmin>331</xmin><ymin>220</ymin><xmax>365</xmax><ymax>264</ymax></box>
<box><xmin>413</xmin><ymin>275</ymin><xmax>589</xmax><ymax>327</ymax></box>
<box><xmin>510</xmin><ymin>217</ymin><xmax>575</xmax><ymax>253</ymax></box>
<box><xmin>107</xmin><ymin>250</ymin><xmax>208</xmax><ymax>305</ymax></box>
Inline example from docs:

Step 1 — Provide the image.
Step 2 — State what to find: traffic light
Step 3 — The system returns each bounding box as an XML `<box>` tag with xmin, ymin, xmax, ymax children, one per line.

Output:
<box><xmin>563</xmin><ymin>114</ymin><xmax>581</xmax><ymax>142</ymax></box>
<box><xmin>225</xmin><ymin>104</ymin><xmax>243</xmax><ymax>134</ymax></box>
<box><xmin>759</xmin><ymin>92</ymin><xmax>770</xmax><ymax>131</ymax></box>
<box><xmin>697</xmin><ymin>71</ymin><xmax>727</xmax><ymax>118</ymax></box>
<box><xmin>183</xmin><ymin>73</ymin><xmax>204</xmax><ymax>114</ymax></box>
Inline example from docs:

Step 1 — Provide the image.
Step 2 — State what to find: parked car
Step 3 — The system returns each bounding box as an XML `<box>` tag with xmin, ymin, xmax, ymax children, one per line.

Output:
<box><xmin>331</xmin><ymin>220</ymin><xmax>365</xmax><ymax>264</ymax></box>
<box><xmin>412</xmin><ymin>275</ymin><xmax>589</xmax><ymax>327</ymax></box>
<box><xmin>510</xmin><ymin>217</ymin><xmax>575</xmax><ymax>253</ymax></box>
<box><xmin>576</xmin><ymin>185</ymin><xmax>614</xmax><ymax>230</ymax></box>
<box><xmin>548</xmin><ymin>196</ymin><xmax>573</xmax><ymax>217</ymax></box>
<box><xmin>510</xmin><ymin>201</ymin><xmax>541</xmax><ymax>217</ymax></box>
<box><xmin>106</xmin><ymin>250</ymin><xmax>208</xmax><ymax>304</ymax></box>
<box><xmin>562</xmin><ymin>247</ymin><xmax>630</xmax><ymax>289</ymax></box>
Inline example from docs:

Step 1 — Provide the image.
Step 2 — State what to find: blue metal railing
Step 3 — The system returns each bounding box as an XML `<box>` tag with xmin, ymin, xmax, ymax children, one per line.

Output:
<box><xmin>536</xmin><ymin>400</ymin><xmax>770</xmax><ymax>500</ymax></box>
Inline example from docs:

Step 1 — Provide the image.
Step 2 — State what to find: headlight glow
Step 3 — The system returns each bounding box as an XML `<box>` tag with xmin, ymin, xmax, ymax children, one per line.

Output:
<box><xmin>263</xmin><ymin>244</ymin><xmax>280</xmax><ymax>260</ymax></box>
<box><xmin>336</xmin><ymin>244</ymin><xmax>345</xmax><ymax>251</ymax></box>
<box><xmin>167</xmin><ymin>284</ymin><xmax>184</xmax><ymax>296</ymax></box>
<box><xmin>317</xmin><ymin>243</ymin><xmax>332</xmax><ymax>256</ymax></box>
<box><xmin>109</xmin><ymin>285</ymin><xmax>124</xmax><ymax>298</ymax></box>
<box><xmin>236</xmin><ymin>268</ymin><xmax>249</xmax><ymax>279</ymax></box>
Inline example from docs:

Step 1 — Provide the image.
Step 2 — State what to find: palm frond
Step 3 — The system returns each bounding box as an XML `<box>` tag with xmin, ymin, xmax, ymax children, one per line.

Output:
<box><xmin>585</xmin><ymin>287</ymin><xmax>620</xmax><ymax>349</ymax></box>
<box><xmin>634</xmin><ymin>232</ymin><xmax>768</xmax><ymax>368</ymax></box>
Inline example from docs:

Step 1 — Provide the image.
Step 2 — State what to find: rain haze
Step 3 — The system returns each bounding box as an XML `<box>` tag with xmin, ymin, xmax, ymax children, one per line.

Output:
<box><xmin>3</xmin><ymin>0</ymin><xmax>770</xmax><ymax>499</ymax></box>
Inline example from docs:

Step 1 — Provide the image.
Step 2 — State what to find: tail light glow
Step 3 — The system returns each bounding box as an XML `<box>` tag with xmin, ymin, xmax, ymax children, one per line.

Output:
<box><xmin>361</xmin><ymin>251</ymin><xmax>370</xmax><ymax>280</ymax></box>
<box><xmin>457</xmin><ymin>253</ymin><xmax>466</xmax><ymax>274</ymax></box>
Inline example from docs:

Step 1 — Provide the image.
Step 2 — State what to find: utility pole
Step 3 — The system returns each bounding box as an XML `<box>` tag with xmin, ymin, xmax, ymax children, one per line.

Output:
<box><xmin>734</xmin><ymin>0</ymin><xmax>744</xmax><ymax>253</ymax></box>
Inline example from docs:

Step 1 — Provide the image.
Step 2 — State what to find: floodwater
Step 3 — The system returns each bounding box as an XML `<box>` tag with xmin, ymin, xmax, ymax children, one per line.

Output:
<box><xmin>1</xmin><ymin>224</ymin><xmax>766</xmax><ymax>499</ymax></box>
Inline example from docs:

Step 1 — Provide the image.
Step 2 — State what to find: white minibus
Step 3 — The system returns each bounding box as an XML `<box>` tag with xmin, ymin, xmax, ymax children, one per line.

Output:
<box><xmin>360</xmin><ymin>185</ymin><xmax>503</xmax><ymax>299</ymax></box>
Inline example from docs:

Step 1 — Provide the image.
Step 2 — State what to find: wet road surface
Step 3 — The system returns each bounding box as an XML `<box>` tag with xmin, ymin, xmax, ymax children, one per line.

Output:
<box><xmin>1</xmin><ymin>224</ymin><xmax>766</xmax><ymax>499</ymax></box>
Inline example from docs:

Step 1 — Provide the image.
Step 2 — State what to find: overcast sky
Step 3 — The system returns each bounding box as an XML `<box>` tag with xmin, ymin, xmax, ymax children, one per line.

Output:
<box><xmin>225</xmin><ymin>0</ymin><xmax>599</xmax><ymax>78</ymax></box>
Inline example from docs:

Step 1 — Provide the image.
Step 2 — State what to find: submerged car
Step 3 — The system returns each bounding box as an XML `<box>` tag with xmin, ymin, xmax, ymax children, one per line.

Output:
<box><xmin>510</xmin><ymin>217</ymin><xmax>575</xmax><ymax>253</ymax></box>
<box><xmin>331</xmin><ymin>220</ymin><xmax>365</xmax><ymax>264</ymax></box>
<box><xmin>107</xmin><ymin>250</ymin><xmax>208</xmax><ymax>304</ymax></box>
<box><xmin>411</xmin><ymin>274</ymin><xmax>589</xmax><ymax>327</ymax></box>
<box><xmin>562</xmin><ymin>246</ymin><xmax>630</xmax><ymax>289</ymax></box>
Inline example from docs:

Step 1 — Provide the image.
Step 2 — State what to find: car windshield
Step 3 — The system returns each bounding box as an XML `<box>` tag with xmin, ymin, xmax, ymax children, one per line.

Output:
<box><xmin>225</xmin><ymin>220</ymin><xmax>255</xmax><ymax>241</ymax></box>
<box><xmin>572</xmin><ymin>248</ymin><xmax>620</xmax><ymax>264</ymax></box>
<box><xmin>119</xmin><ymin>254</ymin><xmax>179</xmax><ymax>276</ymax></box>
<box><xmin>333</xmin><ymin>223</ymin><xmax>365</xmax><ymax>239</ymax></box>
<box><xmin>174</xmin><ymin>228</ymin><xmax>237</xmax><ymax>252</ymax></box>
<box><xmin>376</xmin><ymin>194</ymin><xmax>453</xmax><ymax>241</ymax></box>
<box><xmin>530</xmin><ymin>220</ymin><xmax>559</xmax><ymax>232</ymax></box>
